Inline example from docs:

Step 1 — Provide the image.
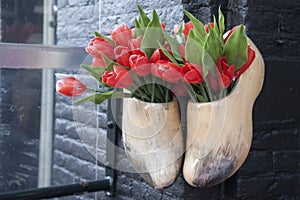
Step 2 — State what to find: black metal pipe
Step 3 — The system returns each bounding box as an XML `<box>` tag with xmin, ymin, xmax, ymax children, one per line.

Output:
<box><xmin>0</xmin><ymin>179</ymin><xmax>111</xmax><ymax>200</ymax></box>
<box><xmin>105</xmin><ymin>98</ymin><xmax>120</xmax><ymax>197</ymax></box>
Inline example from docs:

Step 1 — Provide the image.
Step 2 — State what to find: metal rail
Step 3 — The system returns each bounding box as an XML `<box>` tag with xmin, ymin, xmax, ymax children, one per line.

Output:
<box><xmin>0</xmin><ymin>179</ymin><xmax>111</xmax><ymax>200</ymax></box>
<box><xmin>0</xmin><ymin>43</ymin><xmax>87</xmax><ymax>69</ymax></box>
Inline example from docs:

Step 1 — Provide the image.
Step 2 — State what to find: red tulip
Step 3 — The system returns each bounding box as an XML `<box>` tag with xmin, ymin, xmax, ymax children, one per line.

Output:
<box><xmin>181</xmin><ymin>63</ymin><xmax>203</xmax><ymax>84</ymax></box>
<box><xmin>150</xmin><ymin>49</ymin><xmax>161</xmax><ymax>63</ymax></box>
<box><xmin>161</xmin><ymin>22</ymin><xmax>166</xmax><ymax>32</ymax></box>
<box><xmin>129</xmin><ymin>54</ymin><xmax>150</xmax><ymax>77</ymax></box>
<box><xmin>111</xmin><ymin>24</ymin><xmax>133</xmax><ymax>47</ymax></box>
<box><xmin>216</xmin><ymin>57</ymin><xmax>234</xmax><ymax>88</ymax></box>
<box><xmin>56</xmin><ymin>76</ymin><xmax>86</xmax><ymax>97</ymax></box>
<box><xmin>235</xmin><ymin>46</ymin><xmax>256</xmax><ymax>78</ymax></box>
<box><xmin>102</xmin><ymin>71</ymin><xmax>116</xmax><ymax>87</ymax></box>
<box><xmin>178</xmin><ymin>44</ymin><xmax>186</xmax><ymax>61</ymax></box>
<box><xmin>151</xmin><ymin>60</ymin><xmax>181</xmax><ymax>83</ymax></box>
<box><xmin>150</xmin><ymin>47</ymin><xmax>171</xmax><ymax>63</ymax></box>
<box><xmin>174</xmin><ymin>21</ymin><xmax>194</xmax><ymax>37</ymax></box>
<box><xmin>92</xmin><ymin>57</ymin><xmax>105</xmax><ymax>67</ymax></box>
<box><xmin>131</xmin><ymin>49</ymin><xmax>147</xmax><ymax>57</ymax></box>
<box><xmin>115</xmin><ymin>46</ymin><xmax>147</xmax><ymax>67</ymax></box>
<box><xmin>114</xmin><ymin>46</ymin><xmax>131</xmax><ymax>66</ymax></box>
<box><xmin>204</xmin><ymin>22</ymin><xmax>214</xmax><ymax>33</ymax></box>
<box><xmin>102</xmin><ymin>65</ymin><xmax>132</xmax><ymax>88</ymax></box>
<box><xmin>128</xmin><ymin>36</ymin><xmax>143</xmax><ymax>50</ymax></box>
<box><xmin>85</xmin><ymin>37</ymin><xmax>114</xmax><ymax>66</ymax></box>
<box><xmin>182</xmin><ymin>21</ymin><xmax>194</xmax><ymax>36</ymax></box>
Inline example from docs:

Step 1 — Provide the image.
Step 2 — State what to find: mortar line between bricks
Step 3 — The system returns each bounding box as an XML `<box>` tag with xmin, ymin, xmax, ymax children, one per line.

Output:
<box><xmin>247</xmin><ymin>7</ymin><xmax>300</xmax><ymax>14</ymax></box>
<box><xmin>54</xmin><ymin>137</ymin><xmax>107</xmax><ymax>167</ymax></box>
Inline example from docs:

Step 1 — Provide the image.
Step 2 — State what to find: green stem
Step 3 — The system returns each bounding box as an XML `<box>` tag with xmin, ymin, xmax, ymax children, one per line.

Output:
<box><xmin>129</xmin><ymin>82</ymin><xmax>147</xmax><ymax>102</ymax></box>
<box><xmin>157</xmin><ymin>84</ymin><xmax>165</xmax><ymax>99</ymax></box>
<box><xmin>218</xmin><ymin>88</ymin><xmax>226</xmax><ymax>99</ymax></box>
<box><xmin>165</xmin><ymin>91</ymin><xmax>169</xmax><ymax>103</ymax></box>
<box><xmin>86</xmin><ymin>87</ymin><xmax>111</xmax><ymax>93</ymax></box>
<box><xmin>154</xmin><ymin>85</ymin><xmax>165</xmax><ymax>103</ymax></box>
<box><xmin>137</xmin><ymin>88</ymin><xmax>151</xmax><ymax>102</ymax></box>
<box><xmin>199</xmin><ymin>84</ymin><xmax>209</xmax><ymax>102</ymax></box>
<box><xmin>203</xmin><ymin>82</ymin><xmax>213</xmax><ymax>102</ymax></box>
<box><xmin>165</xmin><ymin>82</ymin><xmax>171</xmax><ymax>103</ymax></box>
<box><xmin>144</xmin><ymin>75</ymin><xmax>153</xmax><ymax>96</ymax></box>
<box><xmin>140</xmin><ymin>85</ymin><xmax>151</xmax><ymax>96</ymax></box>
<box><xmin>151</xmin><ymin>79</ymin><xmax>155</xmax><ymax>102</ymax></box>
<box><xmin>152</xmin><ymin>80</ymin><xmax>166</xmax><ymax>103</ymax></box>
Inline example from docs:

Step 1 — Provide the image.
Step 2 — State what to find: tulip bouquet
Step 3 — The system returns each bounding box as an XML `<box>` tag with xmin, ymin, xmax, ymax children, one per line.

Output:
<box><xmin>56</xmin><ymin>5</ymin><xmax>255</xmax><ymax>104</ymax></box>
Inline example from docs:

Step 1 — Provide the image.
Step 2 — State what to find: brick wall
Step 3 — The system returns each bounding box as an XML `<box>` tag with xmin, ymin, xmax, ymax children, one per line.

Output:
<box><xmin>224</xmin><ymin>0</ymin><xmax>300</xmax><ymax>199</ymax></box>
<box><xmin>53</xmin><ymin>0</ymin><xmax>299</xmax><ymax>199</ymax></box>
<box><xmin>56</xmin><ymin>0</ymin><xmax>100</xmax><ymax>46</ymax></box>
<box><xmin>182</xmin><ymin>0</ymin><xmax>213</xmax><ymax>23</ymax></box>
<box><xmin>53</xmin><ymin>0</ymin><xmax>188</xmax><ymax>200</ymax></box>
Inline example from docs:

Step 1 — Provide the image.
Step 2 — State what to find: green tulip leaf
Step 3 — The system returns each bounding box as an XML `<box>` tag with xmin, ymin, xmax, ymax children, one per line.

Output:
<box><xmin>80</xmin><ymin>63</ymin><xmax>113</xmax><ymax>88</ymax></box>
<box><xmin>94</xmin><ymin>31</ymin><xmax>115</xmax><ymax>46</ymax></box>
<box><xmin>176</xmin><ymin>20</ymin><xmax>185</xmax><ymax>35</ymax></box>
<box><xmin>74</xmin><ymin>90</ymin><xmax>130</xmax><ymax>105</ymax></box>
<box><xmin>223</xmin><ymin>25</ymin><xmax>248</xmax><ymax>70</ymax></box>
<box><xmin>204</xmin><ymin>25</ymin><xmax>222</xmax><ymax>64</ymax></box>
<box><xmin>158</xmin><ymin>43</ymin><xmax>179</xmax><ymax>64</ymax></box>
<box><xmin>137</xmin><ymin>5</ymin><xmax>150</xmax><ymax>27</ymax></box>
<box><xmin>183</xmin><ymin>9</ymin><xmax>207</xmax><ymax>41</ymax></box>
<box><xmin>185</xmin><ymin>29</ymin><xmax>204</xmax><ymax>67</ymax></box>
<box><xmin>213</xmin><ymin>16</ymin><xmax>220</xmax><ymax>36</ymax></box>
<box><xmin>202</xmin><ymin>50</ymin><xmax>216</xmax><ymax>77</ymax></box>
<box><xmin>163</xmin><ymin>32</ymin><xmax>183</xmax><ymax>62</ymax></box>
<box><xmin>218</xmin><ymin>7</ymin><xmax>225</xmax><ymax>37</ymax></box>
<box><xmin>80</xmin><ymin>64</ymin><xmax>106</xmax><ymax>81</ymax></box>
<box><xmin>175</xmin><ymin>21</ymin><xmax>186</xmax><ymax>43</ymax></box>
<box><xmin>141</xmin><ymin>10</ymin><xmax>165</xmax><ymax>58</ymax></box>
<box><xmin>195</xmin><ymin>93</ymin><xmax>206</xmax><ymax>102</ymax></box>
<box><xmin>100</xmin><ymin>53</ymin><xmax>120</xmax><ymax>71</ymax></box>
<box><xmin>201</xmin><ymin>25</ymin><xmax>223</xmax><ymax>77</ymax></box>
<box><xmin>134</xmin><ymin>19</ymin><xmax>144</xmax><ymax>37</ymax></box>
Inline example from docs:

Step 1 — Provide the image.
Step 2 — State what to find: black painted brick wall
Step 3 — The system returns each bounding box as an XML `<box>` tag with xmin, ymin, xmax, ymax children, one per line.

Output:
<box><xmin>52</xmin><ymin>0</ymin><xmax>299</xmax><ymax>199</ymax></box>
<box><xmin>223</xmin><ymin>0</ymin><xmax>300</xmax><ymax>199</ymax></box>
<box><xmin>158</xmin><ymin>1</ymin><xmax>299</xmax><ymax>199</ymax></box>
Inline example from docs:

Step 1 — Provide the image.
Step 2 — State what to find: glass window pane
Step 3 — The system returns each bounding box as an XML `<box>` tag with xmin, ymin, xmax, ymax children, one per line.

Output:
<box><xmin>1</xmin><ymin>0</ymin><xmax>44</xmax><ymax>192</ymax></box>
<box><xmin>1</xmin><ymin>0</ymin><xmax>43</xmax><ymax>44</ymax></box>
<box><xmin>0</xmin><ymin>69</ymin><xmax>41</xmax><ymax>192</ymax></box>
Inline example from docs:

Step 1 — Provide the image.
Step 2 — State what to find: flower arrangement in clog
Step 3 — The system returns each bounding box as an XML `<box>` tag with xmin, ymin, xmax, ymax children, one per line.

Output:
<box><xmin>56</xmin><ymin>5</ymin><xmax>255</xmax><ymax>105</ymax></box>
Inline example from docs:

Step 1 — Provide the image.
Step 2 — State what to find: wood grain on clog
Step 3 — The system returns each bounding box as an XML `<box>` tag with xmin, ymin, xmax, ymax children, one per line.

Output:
<box><xmin>183</xmin><ymin>39</ymin><xmax>265</xmax><ymax>187</ymax></box>
<box><xmin>122</xmin><ymin>98</ymin><xmax>184</xmax><ymax>189</ymax></box>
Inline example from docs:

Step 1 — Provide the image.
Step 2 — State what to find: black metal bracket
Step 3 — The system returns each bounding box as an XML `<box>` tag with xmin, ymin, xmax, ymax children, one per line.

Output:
<box><xmin>105</xmin><ymin>98</ymin><xmax>121</xmax><ymax>197</ymax></box>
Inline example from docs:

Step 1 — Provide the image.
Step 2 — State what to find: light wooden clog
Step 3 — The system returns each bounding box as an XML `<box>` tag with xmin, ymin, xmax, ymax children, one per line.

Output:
<box><xmin>122</xmin><ymin>98</ymin><xmax>184</xmax><ymax>189</ymax></box>
<box><xmin>183</xmin><ymin>38</ymin><xmax>265</xmax><ymax>187</ymax></box>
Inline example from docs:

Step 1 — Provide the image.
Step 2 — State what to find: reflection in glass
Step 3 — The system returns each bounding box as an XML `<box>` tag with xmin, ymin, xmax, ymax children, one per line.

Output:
<box><xmin>1</xmin><ymin>0</ymin><xmax>43</xmax><ymax>44</ymax></box>
<box><xmin>0</xmin><ymin>69</ymin><xmax>42</xmax><ymax>192</ymax></box>
<box><xmin>0</xmin><ymin>0</ymin><xmax>43</xmax><ymax>192</ymax></box>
